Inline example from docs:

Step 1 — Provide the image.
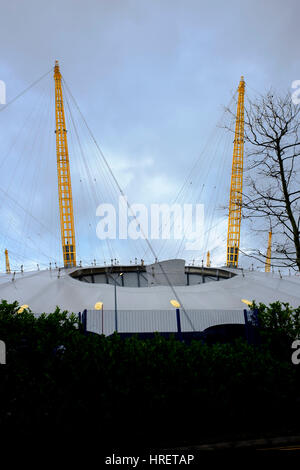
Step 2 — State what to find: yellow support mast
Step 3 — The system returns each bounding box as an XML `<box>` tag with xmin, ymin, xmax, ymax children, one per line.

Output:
<box><xmin>265</xmin><ymin>231</ymin><xmax>272</xmax><ymax>272</ymax></box>
<box><xmin>206</xmin><ymin>251</ymin><xmax>211</xmax><ymax>267</ymax></box>
<box><xmin>54</xmin><ymin>61</ymin><xmax>76</xmax><ymax>268</ymax></box>
<box><xmin>5</xmin><ymin>249</ymin><xmax>11</xmax><ymax>274</ymax></box>
<box><xmin>226</xmin><ymin>76</ymin><xmax>245</xmax><ymax>267</ymax></box>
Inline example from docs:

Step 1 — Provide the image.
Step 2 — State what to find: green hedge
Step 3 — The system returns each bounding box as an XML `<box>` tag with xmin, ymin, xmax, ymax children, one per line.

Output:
<box><xmin>0</xmin><ymin>300</ymin><xmax>299</xmax><ymax>448</ymax></box>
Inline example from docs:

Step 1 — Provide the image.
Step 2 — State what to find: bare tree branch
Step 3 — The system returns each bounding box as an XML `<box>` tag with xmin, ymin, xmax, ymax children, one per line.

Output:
<box><xmin>226</xmin><ymin>91</ymin><xmax>300</xmax><ymax>271</ymax></box>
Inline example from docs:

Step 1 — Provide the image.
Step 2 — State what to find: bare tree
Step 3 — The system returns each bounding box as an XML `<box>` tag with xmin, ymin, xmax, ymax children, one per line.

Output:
<box><xmin>227</xmin><ymin>91</ymin><xmax>300</xmax><ymax>272</ymax></box>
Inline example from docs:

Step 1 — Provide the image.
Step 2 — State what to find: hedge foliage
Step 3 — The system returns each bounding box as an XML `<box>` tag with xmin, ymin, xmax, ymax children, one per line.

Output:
<box><xmin>0</xmin><ymin>300</ymin><xmax>299</xmax><ymax>448</ymax></box>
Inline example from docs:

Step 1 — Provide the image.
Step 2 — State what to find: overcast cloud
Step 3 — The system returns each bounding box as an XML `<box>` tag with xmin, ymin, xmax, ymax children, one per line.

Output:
<box><xmin>0</xmin><ymin>0</ymin><xmax>299</xmax><ymax>270</ymax></box>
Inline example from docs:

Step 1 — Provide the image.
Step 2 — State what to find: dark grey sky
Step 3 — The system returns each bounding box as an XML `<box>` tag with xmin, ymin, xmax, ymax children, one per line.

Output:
<box><xmin>0</xmin><ymin>0</ymin><xmax>299</xmax><ymax>270</ymax></box>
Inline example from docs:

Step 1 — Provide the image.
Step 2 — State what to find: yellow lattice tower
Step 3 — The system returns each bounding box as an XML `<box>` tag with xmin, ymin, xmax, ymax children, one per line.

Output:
<box><xmin>5</xmin><ymin>249</ymin><xmax>11</xmax><ymax>274</ymax></box>
<box><xmin>226</xmin><ymin>76</ymin><xmax>245</xmax><ymax>267</ymax></box>
<box><xmin>206</xmin><ymin>251</ymin><xmax>211</xmax><ymax>267</ymax></box>
<box><xmin>54</xmin><ymin>61</ymin><xmax>76</xmax><ymax>268</ymax></box>
<box><xmin>265</xmin><ymin>231</ymin><xmax>272</xmax><ymax>272</ymax></box>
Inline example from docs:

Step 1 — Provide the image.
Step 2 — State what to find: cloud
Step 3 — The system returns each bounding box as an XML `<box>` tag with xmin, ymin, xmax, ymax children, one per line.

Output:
<box><xmin>1</xmin><ymin>0</ymin><xmax>299</xmax><ymax>270</ymax></box>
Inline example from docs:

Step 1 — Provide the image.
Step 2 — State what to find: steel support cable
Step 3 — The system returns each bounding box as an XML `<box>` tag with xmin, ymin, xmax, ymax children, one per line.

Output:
<box><xmin>201</xmin><ymin>131</ymin><xmax>233</xmax><ymax>262</ymax></box>
<box><xmin>87</xmin><ymin>138</ymin><xmax>148</xmax><ymax>262</ymax></box>
<box><xmin>160</xmin><ymin>178</ymin><xmax>205</xmax><ymax>260</ymax></box>
<box><xmin>175</xmin><ymin>111</ymin><xmax>236</xmax><ymax>260</ymax></box>
<box><xmin>62</xmin><ymin>87</ymin><xmax>154</xmax><ymax>265</ymax></box>
<box><xmin>63</xmin><ymin>81</ymin><xmax>123</xmax><ymax>211</ymax></box>
<box><xmin>61</xmin><ymin>77</ymin><xmax>195</xmax><ymax>331</ymax></box>
<box><xmin>0</xmin><ymin>87</ymin><xmax>54</xmax><ymax>258</ymax></box>
<box><xmin>172</xmin><ymin>95</ymin><xmax>236</xmax><ymax>205</ymax></box>
<box><xmin>22</xmin><ymin>97</ymin><xmax>52</xmax><ymax>262</ymax></box>
<box><xmin>81</xmin><ymin>121</ymin><xmax>123</xmax><ymax>211</ymax></box>
<box><xmin>78</xmin><ymin>116</ymin><xmax>129</xmax><ymax>210</ymax></box>
<box><xmin>3</xmin><ymin>252</ymin><xmax>25</xmax><ymax>272</ymax></box>
<box><xmin>74</xmin><ymin>134</ymin><xmax>123</xmax><ymax>263</ymax></box>
<box><xmin>65</xmin><ymin>123</ymin><xmax>100</xmax><ymax>264</ymax></box>
<box><xmin>143</xmin><ymin>176</ymin><xmax>197</xmax><ymax>261</ymax></box>
<box><xmin>168</xmin><ymin>95</ymin><xmax>236</xmax><ymax>207</ymax></box>
<box><xmin>0</xmin><ymin>226</ymin><xmax>59</xmax><ymax>268</ymax></box>
<box><xmin>73</xmin><ymin>110</ymin><xmax>147</xmax><ymax>263</ymax></box>
<box><xmin>0</xmin><ymin>208</ymin><xmax>57</xmax><ymax>257</ymax></box>
<box><xmin>0</xmin><ymin>70</ymin><xmax>60</xmax><ymax>266</ymax></box>
<box><xmin>0</xmin><ymin>223</ymin><xmax>58</xmax><ymax>268</ymax></box>
<box><xmin>174</xmin><ymin>103</ymin><xmax>237</xmax><ymax>261</ymax></box>
<box><xmin>62</xmin><ymin>109</ymin><xmax>96</xmax><ymax>263</ymax></box>
<box><xmin>173</xmin><ymin>129</ymin><xmax>228</xmax><ymax>259</ymax></box>
<box><xmin>43</xmin><ymin>94</ymin><xmax>61</xmax><ymax>266</ymax></box>
<box><xmin>144</xmin><ymin>94</ymin><xmax>237</xmax><ymax>261</ymax></box>
<box><xmin>62</xmin><ymin>95</ymin><xmax>99</xmax><ymax>262</ymax></box>
<box><xmin>0</xmin><ymin>187</ymin><xmax>60</xmax><ymax>243</ymax></box>
<box><xmin>0</xmin><ymin>89</ymin><xmax>46</xmax><ymax>172</ymax></box>
<box><xmin>63</xmin><ymin>84</ymin><xmax>115</xmax><ymax>261</ymax></box>
<box><xmin>61</xmin><ymin>87</ymin><xmax>146</xmax><ymax>264</ymax></box>
<box><xmin>0</xmin><ymin>69</ymin><xmax>52</xmax><ymax>114</ymax></box>
<box><xmin>1</xmin><ymin>85</ymin><xmax>48</xmax><ymax>196</ymax></box>
<box><xmin>3</xmin><ymin>263</ymin><xmax>46</xmax><ymax>276</ymax></box>
<box><xmin>204</xmin><ymin>126</ymin><xmax>244</xmax><ymax>260</ymax></box>
<box><xmin>0</xmin><ymin>70</ymin><xmax>64</xmax><ymax>268</ymax></box>
<box><xmin>143</xmin><ymin>139</ymin><xmax>217</xmax><ymax>261</ymax></box>
<box><xmin>20</xmin><ymin>88</ymin><xmax>52</xmax><ymax>261</ymax></box>
<box><xmin>63</xmin><ymin>79</ymin><xmax>150</xmax><ymax>265</ymax></box>
<box><xmin>34</xmin><ymin>88</ymin><xmax>58</xmax><ymax>264</ymax></box>
<box><xmin>66</xmin><ymin>117</ymin><xmax>107</xmax><ymax>265</ymax></box>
